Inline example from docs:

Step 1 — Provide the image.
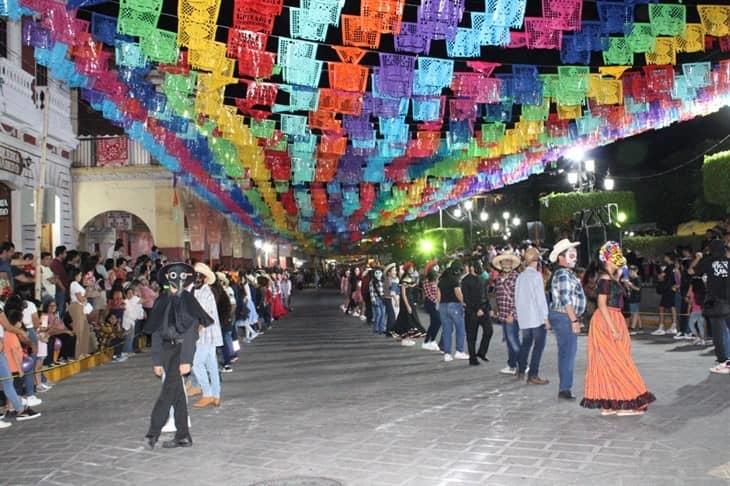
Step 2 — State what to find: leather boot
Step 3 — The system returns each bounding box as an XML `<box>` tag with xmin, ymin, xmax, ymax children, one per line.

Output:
<box><xmin>192</xmin><ymin>396</ymin><xmax>215</xmax><ymax>408</ymax></box>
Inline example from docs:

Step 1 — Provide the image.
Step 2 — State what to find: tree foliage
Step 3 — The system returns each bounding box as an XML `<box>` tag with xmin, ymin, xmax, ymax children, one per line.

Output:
<box><xmin>538</xmin><ymin>191</ymin><xmax>637</xmax><ymax>225</ymax></box>
<box><xmin>703</xmin><ymin>150</ymin><xmax>730</xmax><ymax>211</ymax></box>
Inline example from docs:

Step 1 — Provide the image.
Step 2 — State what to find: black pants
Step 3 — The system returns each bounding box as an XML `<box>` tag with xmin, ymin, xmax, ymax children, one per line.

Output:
<box><xmin>147</xmin><ymin>341</ymin><xmax>190</xmax><ymax>440</ymax></box>
<box><xmin>465</xmin><ymin>310</ymin><xmax>493</xmax><ymax>359</ymax></box>
<box><xmin>45</xmin><ymin>333</ymin><xmax>76</xmax><ymax>365</ymax></box>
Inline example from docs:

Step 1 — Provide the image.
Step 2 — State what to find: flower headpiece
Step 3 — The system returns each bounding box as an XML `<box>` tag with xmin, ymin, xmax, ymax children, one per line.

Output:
<box><xmin>599</xmin><ymin>241</ymin><xmax>626</xmax><ymax>268</ymax></box>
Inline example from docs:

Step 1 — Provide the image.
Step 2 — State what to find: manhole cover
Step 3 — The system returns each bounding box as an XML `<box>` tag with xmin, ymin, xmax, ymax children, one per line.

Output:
<box><xmin>248</xmin><ymin>477</ymin><xmax>344</xmax><ymax>486</ymax></box>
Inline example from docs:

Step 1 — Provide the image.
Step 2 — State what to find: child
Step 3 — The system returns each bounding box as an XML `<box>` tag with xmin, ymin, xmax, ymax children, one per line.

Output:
<box><xmin>122</xmin><ymin>285</ymin><xmax>145</xmax><ymax>355</ymax></box>
<box><xmin>96</xmin><ymin>313</ymin><xmax>127</xmax><ymax>362</ymax></box>
<box><xmin>626</xmin><ymin>266</ymin><xmax>643</xmax><ymax>335</ymax></box>
<box><xmin>4</xmin><ymin>309</ymin><xmax>41</xmax><ymax>407</ymax></box>
<box><xmin>686</xmin><ymin>279</ymin><xmax>707</xmax><ymax>346</ymax></box>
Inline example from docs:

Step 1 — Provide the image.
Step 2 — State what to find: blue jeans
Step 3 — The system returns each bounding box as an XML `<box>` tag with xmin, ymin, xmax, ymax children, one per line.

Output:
<box><xmin>709</xmin><ymin>316</ymin><xmax>730</xmax><ymax>363</ymax></box>
<box><xmin>193</xmin><ymin>344</ymin><xmax>220</xmax><ymax>398</ymax></box>
<box><xmin>439</xmin><ymin>302</ymin><xmax>465</xmax><ymax>354</ymax></box>
<box><xmin>423</xmin><ymin>299</ymin><xmax>442</xmax><ymax>344</ymax></box>
<box><xmin>372</xmin><ymin>299</ymin><xmax>386</xmax><ymax>334</ymax></box>
<box><xmin>0</xmin><ymin>352</ymin><xmax>23</xmax><ymax>411</ymax></box>
<box><xmin>501</xmin><ymin>321</ymin><xmax>521</xmax><ymax>368</ymax></box>
<box><xmin>518</xmin><ymin>325</ymin><xmax>547</xmax><ymax>378</ymax></box>
<box><xmin>55</xmin><ymin>290</ymin><xmax>67</xmax><ymax>318</ymax></box>
<box><xmin>221</xmin><ymin>329</ymin><xmax>236</xmax><ymax>365</ymax></box>
<box><xmin>124</xmin><ymin>328</ymin><xmax>135</xmax><ymax>354</ymax></box>
<box><xmin>549</xmin><ymin>311</ymin><xmax>578</xmax><ymax>392</ymax></box>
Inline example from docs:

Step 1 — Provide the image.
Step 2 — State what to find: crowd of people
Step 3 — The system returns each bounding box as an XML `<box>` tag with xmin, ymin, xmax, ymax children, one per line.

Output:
<box><xmin>0</xmin><ymin>239</ymin><xmax>295</xmax><ymax>432</ymax></box>
<box><xmin>337</xmin><ymin>230</ymin><xmax>730</xmax><ymax>414</ymax></box>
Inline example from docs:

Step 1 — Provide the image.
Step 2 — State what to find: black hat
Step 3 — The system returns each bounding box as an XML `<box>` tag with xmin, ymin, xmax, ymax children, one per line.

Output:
<box><xmin>158</xmin><ymin>262</ymin><xmax>195</xmax><ymax>291</ymax></box>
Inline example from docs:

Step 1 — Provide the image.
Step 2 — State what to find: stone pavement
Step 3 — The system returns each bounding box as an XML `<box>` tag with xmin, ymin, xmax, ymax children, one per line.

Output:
<box><xmin>1</xmin><ymin>290</ymin><xmax>729</xmax><ymax>486</ymax></box>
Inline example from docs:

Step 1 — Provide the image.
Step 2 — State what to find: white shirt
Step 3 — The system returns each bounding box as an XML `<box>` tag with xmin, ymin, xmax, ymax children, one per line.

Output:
<box><xmin>122</xmin><ymin>295</ymin><xmax>145</xmax><ymax>332</ymax></box>
<box><xmin>41</xmin><ymin>265</ymin><xmax>56</xmax><ymax>298</ymax></box>
<box><xmin>193</xmin><ymin>284</ymin><xmax>223</xmax><ymax>347</ymax></box>
<box><xmin>515</xmin><ymin>266</ymin><xmax>549</xmax><ymax>329</ymax></box>
<box><xmin>22</xmin><ymin>301</ymin><xmax>38</xmax><ymax>330</ymax></box>
<box><xmin>70</xmin><ymin>281</ymin><xmax>85</xmax><ymax>304</ymax></box>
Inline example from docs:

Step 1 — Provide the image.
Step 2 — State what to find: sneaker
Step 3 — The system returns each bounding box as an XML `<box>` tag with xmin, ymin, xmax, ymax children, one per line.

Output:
<box><xmin>709</xmin><ymin>362</ymin><xmax>730</xmax><ymax>375</ymax></box>
<box><xmin>36</xmin><ymin>383</ymin><xmax>51</xmax><ymax>393</ymax></box>
<box><xmin>673</xmin><ymin>333</ymin><xmax>686</xmax><ymax>340</ymax></box>
<box><xmin>500</xmin><ymin>366</ymin><xmax>517</xmax><ymax>375</ymax></box>
<box><xmin>352</xmin><ymin>311</ymin><xmax>360</xmax><ymax>317</ymax></box>
<box><xmin>221</xmin><ymin>365</ymin><xmax>233</xmax><ymax>373</ymax></box>
<box><xmin>421</xmin><ymin>341</ymin><xmax>440</xmax><ymax>351</ymax></box>
<box><xmin>667</xmin><ymin>327</ymin><xmax>678</xmax><ymax>335</ymax></box>
<box><xmin>340</xmin><ymin>305</ymin><xmax>347</xmax><ymax>312</ymax></box>
<box><xmin>15</xmin><ymin>408</ymin><xmax>41</xmax><ymax>421</ymax></box>
<box><xmin>453</xmin><ymin>351</ymin><xmax>470</xmax><ymax>360</ymax></box>
<box><xmin>25</xmin><ymin>396</ymin><xmax>42</xmax><ymax>407</ymax></box>
<box><xmin>443</xmin><ymin>354</ymin><xmax>454</xmax><ymax>362</ymax></box>
<box><xmin>651</xmin><ymin>328</ymin><xmax>666</xmax><ymax>336</ymax></box>
<box><xmin>359</xmin><ymin>315</ymin><xmax>366</xmax><ymax>321</ymax></box>
<box><xmin>400</xmin><ymin>339</ymin><xmax>416</xmax><ymax>347</ymax></box>
<box><xmin>0</xmin><ymin>419</ymin><xmax>10</xmax><ymax>429</ymax></box>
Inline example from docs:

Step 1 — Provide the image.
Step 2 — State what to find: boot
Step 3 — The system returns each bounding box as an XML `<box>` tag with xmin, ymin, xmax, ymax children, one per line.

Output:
<box><xmin>192</xmin><ymin>396</ymin><xmax>215</xmax><ymax>408</ymax></box>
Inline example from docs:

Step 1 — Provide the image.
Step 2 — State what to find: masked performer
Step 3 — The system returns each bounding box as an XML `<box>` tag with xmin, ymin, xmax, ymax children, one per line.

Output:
<box><xmin>144</xmin><ymin>263</ymin><xmax>212</xmax><ymax>449</ymax></box>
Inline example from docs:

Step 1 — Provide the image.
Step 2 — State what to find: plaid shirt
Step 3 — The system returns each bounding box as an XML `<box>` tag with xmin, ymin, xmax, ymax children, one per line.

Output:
<box><xmin>550</xmin><ymin>267</ymin><xmax>586</xmax><ymax>316</ymax></box>
<box><xmin>495</xmin><ymin>271</ymin><xmax>518</xmax><ymax>322</ymax></box>
<box><xmin>423</xmin><ymin>280</ymin><xmax>439</xmax><ymax>303</ymax></box>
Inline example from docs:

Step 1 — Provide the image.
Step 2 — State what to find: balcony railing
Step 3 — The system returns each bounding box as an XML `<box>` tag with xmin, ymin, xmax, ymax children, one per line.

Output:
<box><xmin>72</xmin><ymin>136</ymin><xmax>159</xmax><ymax>168</ymax></box>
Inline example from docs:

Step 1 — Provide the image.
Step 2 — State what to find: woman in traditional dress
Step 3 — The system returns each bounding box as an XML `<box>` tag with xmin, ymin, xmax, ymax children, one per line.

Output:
<box><xmin>271</xmin><ymin>272</ymin><xmax>288</xmax><ymax>320</ymax></box>
<box><xmin>391</xmin><ymin>263</ymin><xmax>426</xmax><ymax>346</ymax></box>
<box><xmin>581</xmin><ymin>241</ymin><xmax>656</xmax><ymax>416</ymax></box>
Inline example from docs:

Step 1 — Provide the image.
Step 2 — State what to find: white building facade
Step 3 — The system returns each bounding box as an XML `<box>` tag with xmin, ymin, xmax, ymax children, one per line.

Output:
<box><xmin>0</xmin><ymin>16</ymin><xmax>77</xmax><ymax>252</ymax></box>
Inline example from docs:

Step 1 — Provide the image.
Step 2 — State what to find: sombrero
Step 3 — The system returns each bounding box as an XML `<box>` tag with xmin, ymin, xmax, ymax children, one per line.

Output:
<box><xmin>194</xmin><ymin>262</ymin><xmax>216</xmax><ymax>285</ymax></box>
<box><xmin>491</xmin><ymin>251</ymin><xmax>520</xmax><ymax>271</ymax></box>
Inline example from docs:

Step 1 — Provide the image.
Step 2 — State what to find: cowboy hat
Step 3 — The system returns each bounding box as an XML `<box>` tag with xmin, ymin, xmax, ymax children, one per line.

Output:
<box><xmin>523</xmin><ymin>247</ymin><xmax>541</xmax><ymax>264</ymax></box>
<box><xmin>549</xmin><ymin>238</ymin><xmax>581</xmax><ymax>263</ymax></box>
<box><xmin>491</xmin><ymin>251</ymin><xmax>520</xmax><ymax>271</ymax></box>
<box><xmin>384</xmin><ymin>262</ymin><xmax>397</xmax><ymax>274</ymax></box>
<box><xmin>215</xmin><ymin>271</ymin><xmax>229</xmax><ymax>286</ymax></box>
<box><xmin>194</xmin><ymin>262</ymin><xmax>216</xmax><ymax>285</ymax></box>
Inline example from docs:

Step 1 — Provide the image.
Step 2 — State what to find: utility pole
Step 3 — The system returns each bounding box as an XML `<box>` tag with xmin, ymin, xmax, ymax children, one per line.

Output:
<box><xmin>34</xmin><ymin>88</ymin><xmax>49</xmax><ymax>301</ymax></box>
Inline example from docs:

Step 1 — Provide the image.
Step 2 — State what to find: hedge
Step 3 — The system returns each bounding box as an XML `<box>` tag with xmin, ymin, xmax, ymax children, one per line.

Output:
<box><xmin>538</xmin><ymin>191</ymin><xmax>636</xmax><ymax>225</ymax></box>
<box><xmin>703</xmin><ymin>150</ymin><xmax>730</xmax><ymax>211</ymax></box>
<box><xmin>623</xmin><ymin>235</ymin><xmax>703</xmax><ymax>258</ymax></box>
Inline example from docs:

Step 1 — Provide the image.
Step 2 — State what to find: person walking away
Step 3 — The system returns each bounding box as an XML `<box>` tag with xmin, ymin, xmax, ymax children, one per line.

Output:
<box><xmin>689</xmin><ymin>238</ymin><xmax>730</xmax><ymax>374</ymax></box>
<box><xmin>626</xmin><ymin>266</ymin><xmax>643</xmax><ymax>335</ymax></box>
<box><xmin>461</xmin><ymin>258</ymin><xmax>493</xmax><ymax>366</ymax></box>
<box><xmin>438</xmin><ymin>261</ymin><xmax>468</xmax><ymax>362</ymax></box>
<box><xmin>581</xmin><ymin>242</ymin><xmax>655</xmax><ymax>416</ymax></box>
<box><xmin>548</xmin><ymin>239</ymin><xmax>586</xmax><ymax>399</ymax></box>
<box><xmin>421</xmin><ymin>261</ymin><xmax>442</xmax><ymax>351</ymax></box>
<box><xmin>492</xmin><ymin>251</ymin><xmax>521</xmax><ymax>375</ymax></box>
<box><xmin>191</xmin><ymin>263</ymin><xmax>223</xmax><ymax>408</ymax></box>
<box><xmin>144</xmin><ymin>263</ymin><xmax>212</xmax><ymax>449</ymax></box>
<box><xmin>515</xmin><ymin>248</ymin><xmax>550</xmax><ymax>385</ymax></box>
<box><xmin>685</xmin><ymin>278</ymin><xmax>707</xmax><ymax>345</ymax></box>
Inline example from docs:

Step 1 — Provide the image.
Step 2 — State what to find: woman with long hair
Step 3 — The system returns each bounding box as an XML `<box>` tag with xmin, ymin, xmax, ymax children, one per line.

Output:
<box><xmin>581</xmin><ymin>242</ymin><xmax>656</xmax><ymax>416</ymax></box>
<box><xmin>68</xmin><ymin>268</ymin><xmax>91</xmax><ymax>359</ymax></box>
<box><xmin>42</xmin><ymin>300</ymin><xmax>75</xmax><ymax>364</ymax></box>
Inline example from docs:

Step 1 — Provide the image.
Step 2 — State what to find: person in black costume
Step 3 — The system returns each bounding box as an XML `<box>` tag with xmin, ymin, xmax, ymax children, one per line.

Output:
<box><xmin>461</xmin><ymin>258</ymin><xmax>493</xmax><ymax>366</ymax></box>
<box><xmin>391</xmin><ymin>264</ymin><xmax>426</xmax><ymax>345</ymax></box>
<box><xmin>143</xmin><ymin>263</ymin><xmax>213</xmax><ymax>450</ymax></box>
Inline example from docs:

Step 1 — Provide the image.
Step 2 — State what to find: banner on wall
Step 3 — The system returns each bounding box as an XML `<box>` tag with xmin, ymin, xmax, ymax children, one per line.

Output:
<box><xmin>96</xmin><ymin>137</ymin><xmax>129</xmax><ymax>166</ymax></box>
<box><xmin>106</xmin><ymin>211</ymin><xmax>133</xmax><ymax>230</ymax></box>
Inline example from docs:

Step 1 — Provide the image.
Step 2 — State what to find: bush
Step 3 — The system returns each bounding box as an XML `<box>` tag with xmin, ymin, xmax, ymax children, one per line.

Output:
<box><xmin>703</xmin><ymin>150</ymin><xmax>730</xmax><ymax>211</ymax></box>
<box><xmin>623</xmin><ymin>235</ymin><xmax>703</xmax><ymax>258</ymax></box>
<box><xmin>538</xmin><ymin>191</ymin><xmax>637</xmax><ymax>225</ymax></box>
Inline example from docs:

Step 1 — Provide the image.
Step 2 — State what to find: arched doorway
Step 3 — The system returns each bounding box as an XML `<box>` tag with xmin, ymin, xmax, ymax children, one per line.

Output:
<box><xmin>78</xmin><ymin>211</ymin><xmax>154</xmax><ymax>260</ymax></box>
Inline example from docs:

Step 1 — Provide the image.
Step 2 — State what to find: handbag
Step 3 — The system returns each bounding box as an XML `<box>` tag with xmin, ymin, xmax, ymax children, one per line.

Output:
<box><xmin>231</xmin><ymin>339</ymin><xmax>241</xmax><ymax>353</ymax></box>
<box><xmin>704</xmin><ymin>297</ymin><xmax>730</xmax><ymax>318</ymax></box>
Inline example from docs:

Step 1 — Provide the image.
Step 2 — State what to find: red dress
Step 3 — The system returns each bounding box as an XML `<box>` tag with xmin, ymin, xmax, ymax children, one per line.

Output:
<box><xmin>271</xmin><ymin>284</ymin><xmax>288</xmax><ymax>320</ymax></box>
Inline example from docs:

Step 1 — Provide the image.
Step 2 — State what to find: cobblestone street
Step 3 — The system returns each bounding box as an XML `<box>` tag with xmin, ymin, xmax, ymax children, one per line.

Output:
<box><xmin>2</xmin><ymin>290</ymin><xmax>729</xmax><ymax>486</ymax></box>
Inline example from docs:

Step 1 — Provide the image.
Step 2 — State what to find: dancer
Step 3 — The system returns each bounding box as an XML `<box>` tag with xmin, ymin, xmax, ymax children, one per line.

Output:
<box><xmin>461</xmin><ymin>258</ymin><xmax>493</xmax><ymax>365</ymax></box>
<box><xmin>191</xmin><ymin>263</ymin><xmax>223</xmax><ymax>408</ymax></box>
<box><xmin>581</xmin><ymin>242</ymin><xmax>656</xmax><ymax>416</ymax></box>
<box><xmin>515</xmin><ymin>248</ymin><xmax>550</xmax><ymax>384</ymax></box>
<box><xmin>391</xmin><ymin>264</ymin><xmax>425</xmax><ymax>346</ymax></box>
<box><xmin>144</xmin><ymin>263</ymin><xmax>212</xmax><ymax>449</ymax></box>
<box><xmin>492</xmin><ymin>251</ymin><xmax>521</xmax><ymax>374</ymax></box>
<box><xmin>548</xmin><ymin>239</ymin><xmax>586</xmax><ymax>400</ymax></box>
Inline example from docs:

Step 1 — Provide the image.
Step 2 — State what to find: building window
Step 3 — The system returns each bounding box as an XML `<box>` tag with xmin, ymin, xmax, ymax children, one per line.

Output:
<box><xmin>21</xmin><ymin>40</ymin><xmax>35</xmax><ymax>76</ymax></box>
<box><xmin>0</xmin><ymin>19</ymin><xmax>7</xmax><ymax>58</ymax></box>
<box><xmin>36</xmin><ymin>64</ymin><xmax>47</xmax><ymax>87</ymax></box>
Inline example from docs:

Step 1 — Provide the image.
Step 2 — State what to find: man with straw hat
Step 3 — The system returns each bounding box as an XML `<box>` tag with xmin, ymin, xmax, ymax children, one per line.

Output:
<box><xmin>191</xmin><ymin>262</ymin><xmax>222</xmax><ymax>409</ymax></box>
<box><xmin>515</xmin><ymin>247</ymin><xmax>550</xmax><ymax>385</ymax></box>
<box><xmin>492</xmin><ymin>250</ymin><xmax>521</xmax><ymax>375</ymax></box>
<box><xmin>548</xmin><ymin>238</ymin><xmax>586</xmax><ymax>400</ymax></box>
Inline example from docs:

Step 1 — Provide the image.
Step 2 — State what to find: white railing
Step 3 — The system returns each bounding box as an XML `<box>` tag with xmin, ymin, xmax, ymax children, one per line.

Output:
<box><xmin>0</xmin><ymin>57</ymin><xmax>42</xmax><ymax>128</ymax></box>
<box><xmin>72</xmin><ymin>136</ymin><xmax>155</xmax><ymax>168</ymax></box>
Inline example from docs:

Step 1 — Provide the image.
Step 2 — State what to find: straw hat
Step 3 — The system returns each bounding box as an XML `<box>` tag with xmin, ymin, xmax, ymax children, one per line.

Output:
<box><xmin>549</xmin><ymin>239</ymin><xmax>580</xmax><ymax>263</ymax></box>
<box><xmin>215</xmin><ymin>271</ymin><xmax>229</xmax><ymax>286</ymax></box>
<box><xmin>491</xmin><ymin>251</ymin><xmax>520</xmax><ymax>271</ymax></box>
<box><xmin>194</xmin><ymin>262</ymin><xmax>216</xmax><ymax>285</ymax></box>
<box><xmin>384</xmin><ymin>262</ymin><xmax>397</xmax><ymax>274</ymax></box>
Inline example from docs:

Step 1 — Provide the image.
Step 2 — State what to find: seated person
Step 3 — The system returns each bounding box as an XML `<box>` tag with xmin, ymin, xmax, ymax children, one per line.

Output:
<box><xmin>94</xmin><ymin>313</ymin><xmax>126</xmax><ymax>362</ymax></box>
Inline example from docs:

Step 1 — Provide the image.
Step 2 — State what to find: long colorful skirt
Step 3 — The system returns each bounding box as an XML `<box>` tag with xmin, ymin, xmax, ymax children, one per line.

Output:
<box><xmin>581</xmin><ymin>307</ymin><xmax>656</xmax><ymax>411</ymax></box>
